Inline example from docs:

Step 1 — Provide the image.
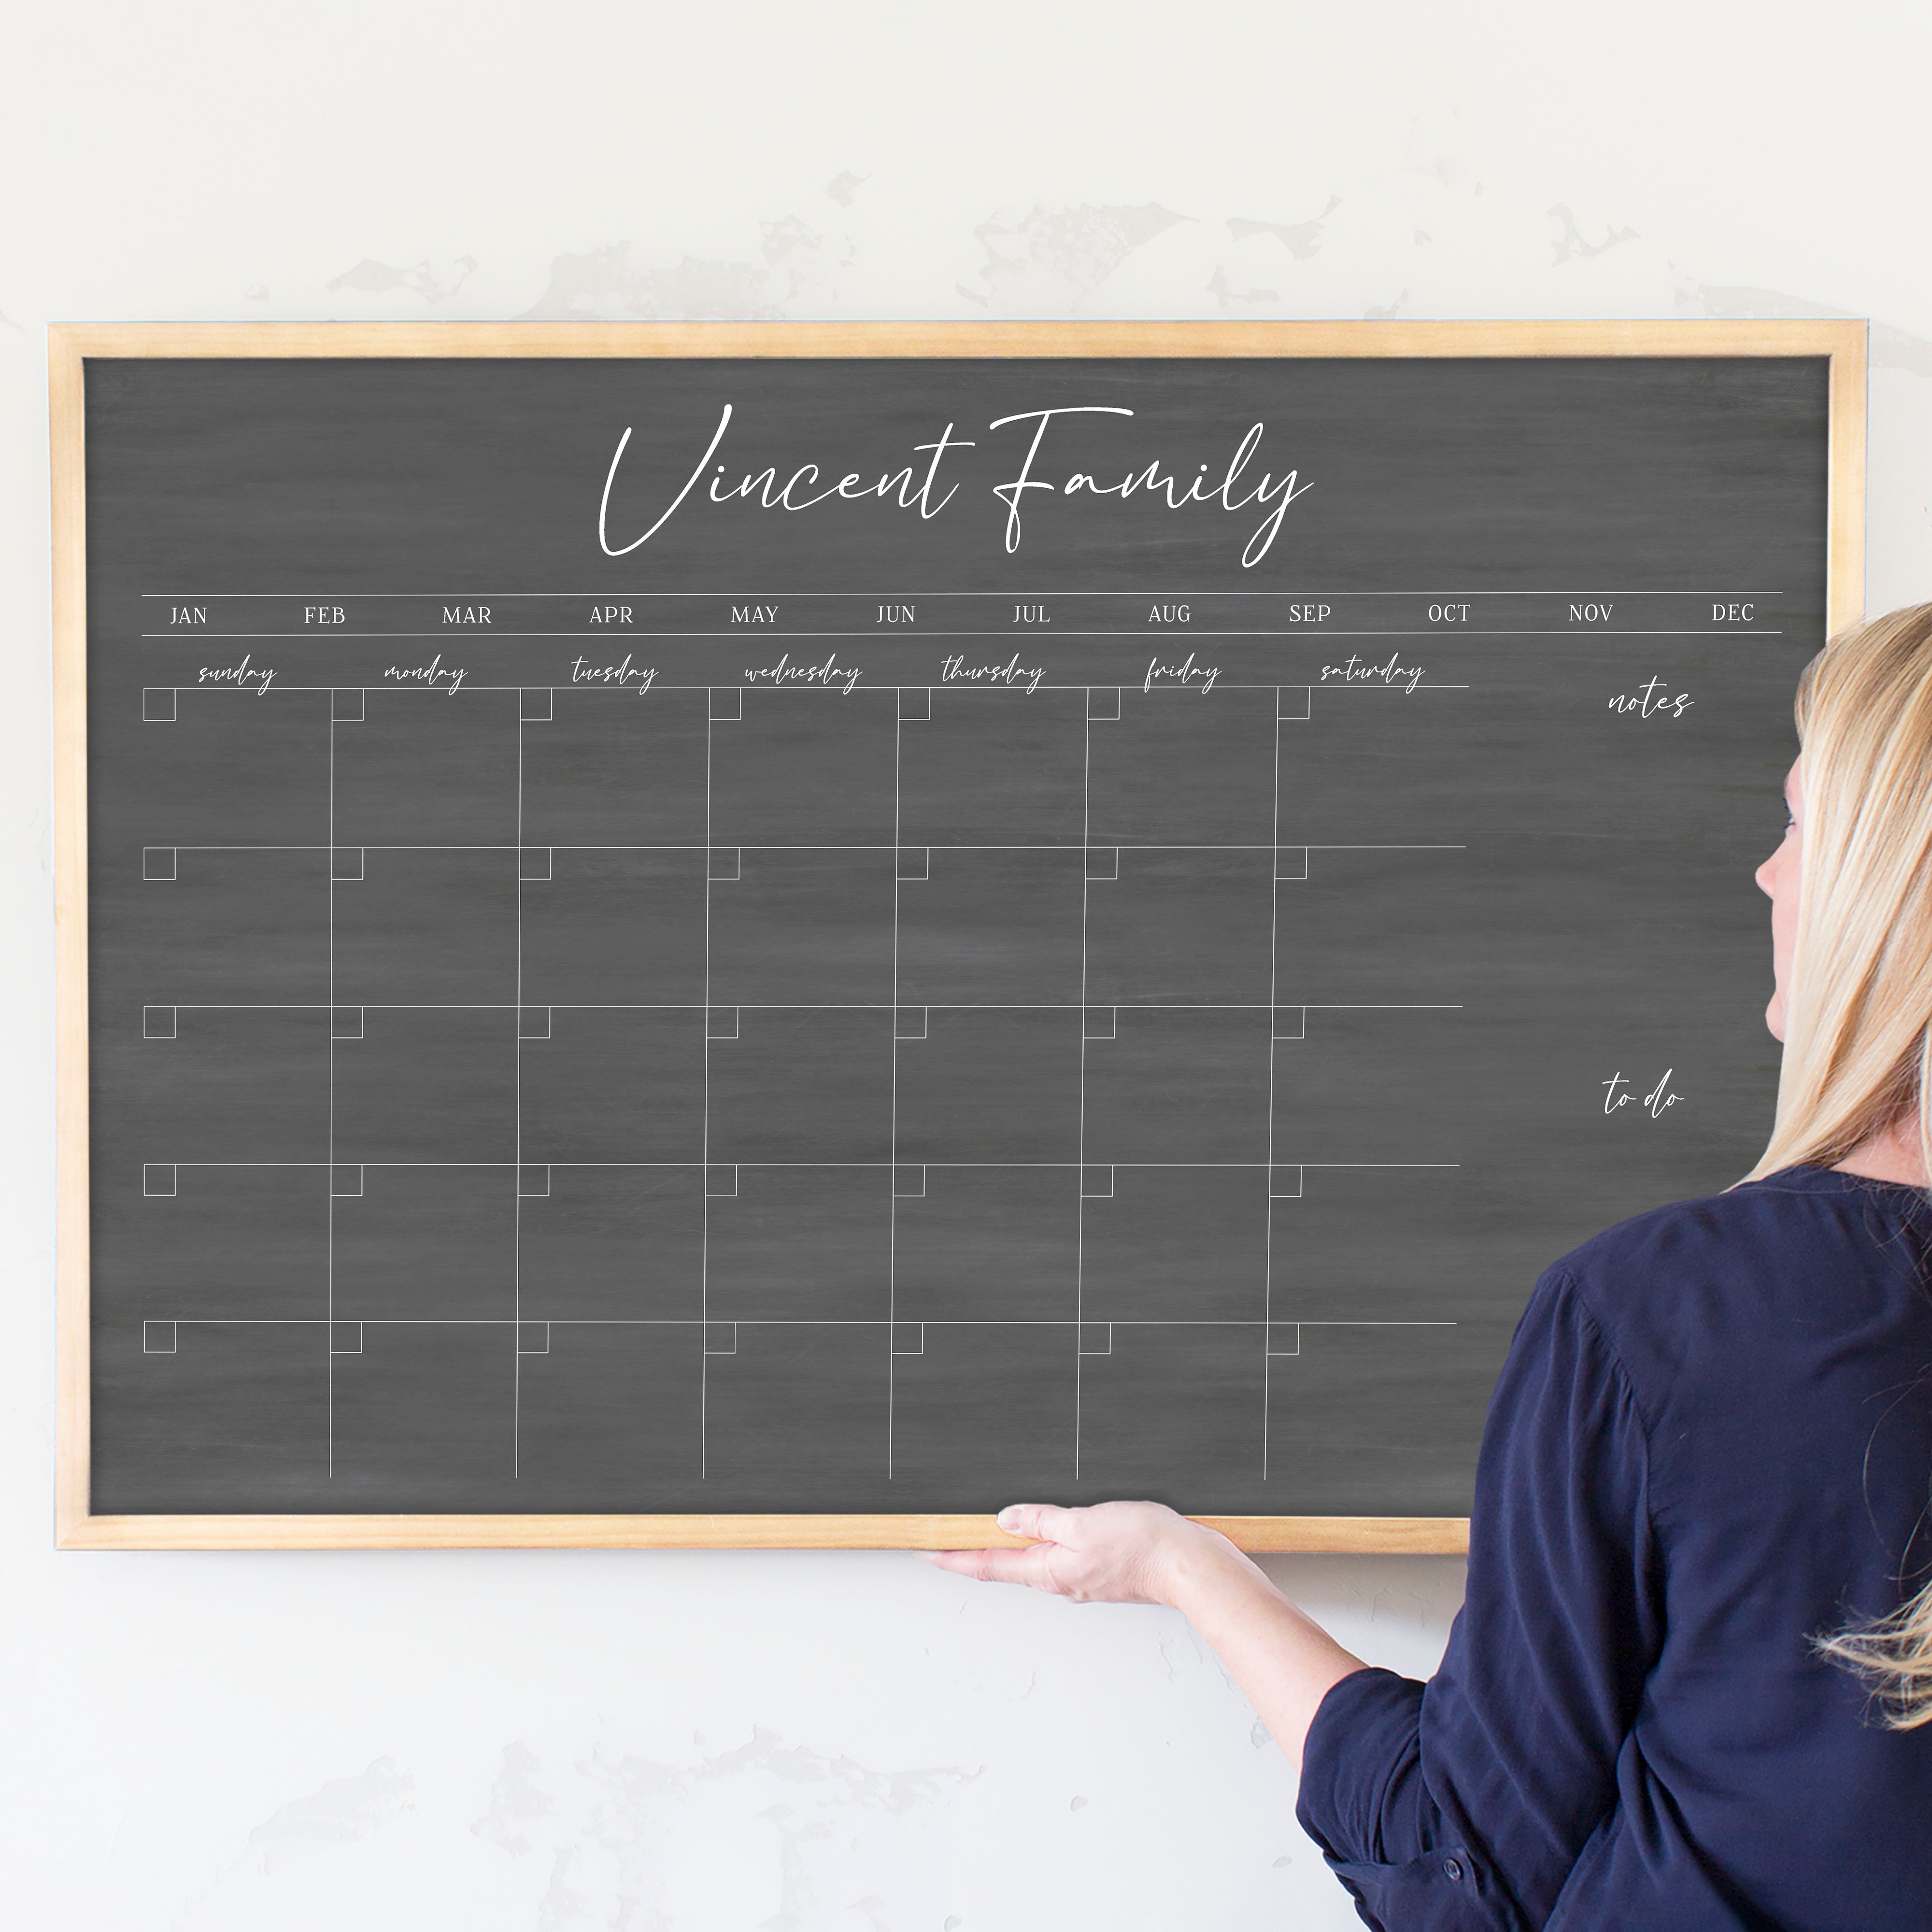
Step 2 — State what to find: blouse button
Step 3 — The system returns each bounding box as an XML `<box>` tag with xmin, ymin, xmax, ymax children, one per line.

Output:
<box><xmin>1442</xmin><ymin>1857</ymin><xmax>1465</xmax><ymax>1882</ymax></box>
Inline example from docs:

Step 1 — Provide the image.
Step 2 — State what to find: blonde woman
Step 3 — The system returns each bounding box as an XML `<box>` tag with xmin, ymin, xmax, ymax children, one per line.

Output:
<box><xmin>929</xmin><ymin>605</ymin><xmax>1932</xmax><ymax>1930</ymax></box>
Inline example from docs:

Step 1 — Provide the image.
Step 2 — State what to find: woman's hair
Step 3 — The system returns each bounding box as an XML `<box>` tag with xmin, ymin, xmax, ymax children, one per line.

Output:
<box><xmin>1740</xmin><ymin>601</ymin><xmax>1932</xmax><ymax>1725</ymax></box>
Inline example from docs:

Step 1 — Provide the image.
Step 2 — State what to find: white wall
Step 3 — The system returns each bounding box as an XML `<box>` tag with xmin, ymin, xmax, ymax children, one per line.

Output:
<box><xmin>5</xmin><ymin>4</ymin><xmax>1928</xmax><ymax>1925</ymax></box>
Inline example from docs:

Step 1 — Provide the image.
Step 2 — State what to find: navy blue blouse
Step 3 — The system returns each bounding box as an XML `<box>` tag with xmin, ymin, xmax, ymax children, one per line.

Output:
<box><xmin>1296</xmin><ymin>1165</ymin><xmax>1932</xmax><ymax>1930</ymax></box>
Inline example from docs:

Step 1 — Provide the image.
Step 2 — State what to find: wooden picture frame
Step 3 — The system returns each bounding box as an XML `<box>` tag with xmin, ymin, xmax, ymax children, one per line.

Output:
<box><xmin>50</xmin><ymin>318</ymin><xmax>1867</xmax><ymax>1551</ymax></box>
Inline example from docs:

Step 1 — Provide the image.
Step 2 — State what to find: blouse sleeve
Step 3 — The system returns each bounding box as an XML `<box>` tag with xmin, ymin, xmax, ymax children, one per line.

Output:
<box><xmin>1293</xmin><ymin>1268</ymin><xmax>1664</xmax><ymax>1932</ymax></box>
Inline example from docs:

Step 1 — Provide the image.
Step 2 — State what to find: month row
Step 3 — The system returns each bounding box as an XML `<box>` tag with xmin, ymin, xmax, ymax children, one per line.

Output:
<box><xmin>142</xmin><ymin>588</ymin><xmax>1783</xmax><ymax>639</ymax></box>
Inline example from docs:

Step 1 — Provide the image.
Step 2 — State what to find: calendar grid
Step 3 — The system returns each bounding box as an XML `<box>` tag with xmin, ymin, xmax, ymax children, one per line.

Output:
<box><xmin>129</xmin><ymin>653</ymin><xmax>1479</xmax><ymax>1495</ymax></box>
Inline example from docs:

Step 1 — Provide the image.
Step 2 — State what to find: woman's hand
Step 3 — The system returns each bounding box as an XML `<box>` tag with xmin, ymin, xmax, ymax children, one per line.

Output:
<box><xmin>923</xmin><ymin>1499</ymin><xmax>1368</xmax><ymax>1772</ymax></box>
<box><xmin>922</xmin><ymin>1500</ymin><xmax>1251</xmax><ymax>1608</ymax></box>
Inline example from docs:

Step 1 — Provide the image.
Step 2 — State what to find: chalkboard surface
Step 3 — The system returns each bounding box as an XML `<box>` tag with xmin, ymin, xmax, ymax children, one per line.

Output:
<box><xmin>52</xmin><ymin>322</ymin><xmax>1865</xmax><ymax>1547</ymax></box>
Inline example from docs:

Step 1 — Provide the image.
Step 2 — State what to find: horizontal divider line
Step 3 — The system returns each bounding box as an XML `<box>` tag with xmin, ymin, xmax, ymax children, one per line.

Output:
<box><xmin>158</xmin><ymin>1001</ymin><xmax>1465</xmax><ymax>1012</ymax></box>
<box><xmin>148</xmin><ymin>1316</ymin><xmax>1460</xmax><ymax>1328</ymax></box>
<box><xmin>150</xmin><ymin>842</ymin><xmax>1471</xmax><ymax>852</ymax></box>
<box><xmin>138</xmin><ymin>629</ymin><xmax>1781</xmax><ymax>640</ymax></box>
<box><xmin>139</xmin><ymin>589</ymin><xmax>1788</xmax><ymax>598</ymax></box>
<box><xmin>157</xmin><ymin>1159</ymin><xmax>1463</xmax><ymax>1170</ymax></box>
<box><xmin>132</xmin><ymin>692</ymin><xmax>1476</xmax><ymax>699</ymax></box>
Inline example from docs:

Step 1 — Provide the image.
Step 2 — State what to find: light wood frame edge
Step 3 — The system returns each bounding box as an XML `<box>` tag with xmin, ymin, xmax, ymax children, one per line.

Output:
<box><xmin>47</xmin><ymin>317</ymin><xmax>1868</xmax><ymax>361</ymax></box>
<box><xmin>51</xmin><ymin>327</ymin><xmax>91</xmax><ymax>1552</ymax></box>
<box><xmin>55</xmin><ymin>1511</ymin><xmax>1470</xmax><ymax>1553</ymax></box>
<box><xmin>1826</xmin><ymin>329</ymin><xmax>1869</xmax><ymax>634</ymax></box>
<box><xmin>49</xmin><ymin>317</ymin><xmax>1867</xmax><ymax>1554</ymax></box>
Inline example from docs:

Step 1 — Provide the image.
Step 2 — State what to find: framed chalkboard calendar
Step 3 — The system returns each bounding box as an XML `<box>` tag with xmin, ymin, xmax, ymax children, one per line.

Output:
<box><xmin>50</xmin><ymin>320</ymin><xmax>1865</xmax><ymax>1549</ymax></box>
